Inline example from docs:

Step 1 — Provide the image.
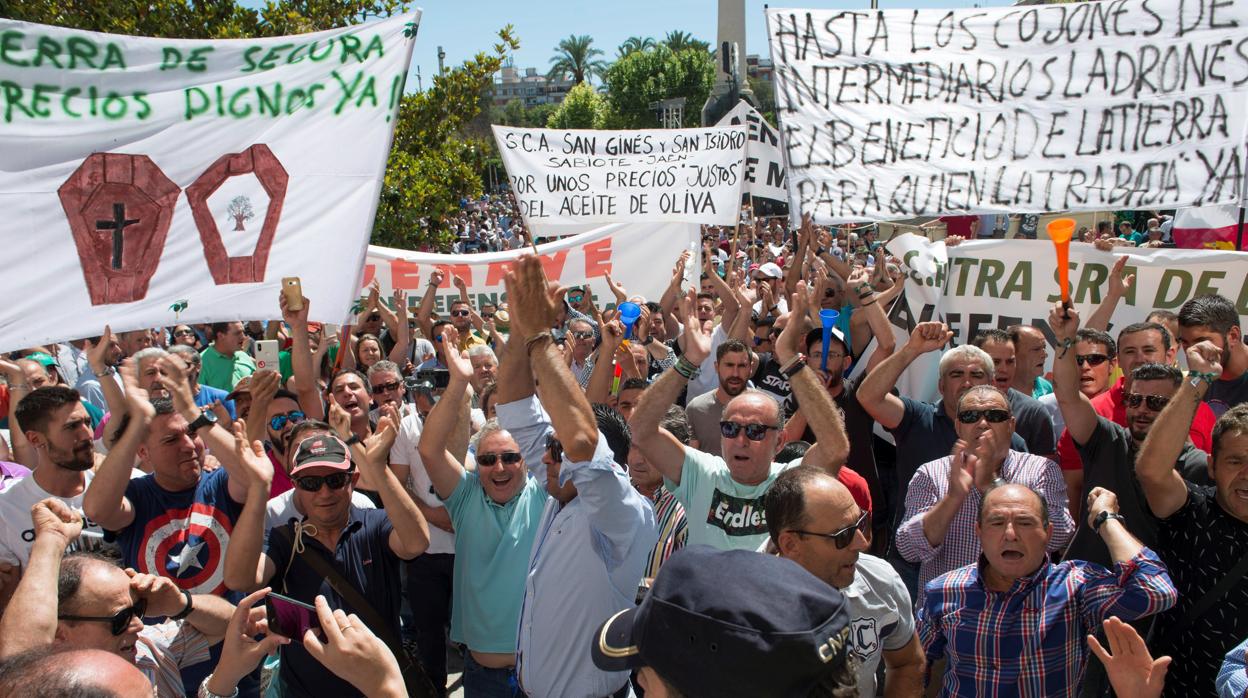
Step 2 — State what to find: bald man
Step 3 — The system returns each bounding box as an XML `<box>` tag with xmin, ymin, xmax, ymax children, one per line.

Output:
<box><xmin>765</xmin><ymin>466</ymin><xmax>924</xmax><ymax>698</ymax></box>
<box><xmin>0</xmin><ymin>646</ymin><xmax>154</xmax><ymax>697</ymax></box>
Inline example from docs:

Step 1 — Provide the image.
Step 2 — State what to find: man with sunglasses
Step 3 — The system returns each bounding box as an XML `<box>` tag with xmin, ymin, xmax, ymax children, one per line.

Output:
<box><xmin>631</xmin><ymin>282</ymin><xmax>850</xmax><ymax>553</ymax></box>
<box><xmin>224</xmin><ymin>420</ymin><xmax>430</xmax><ymax>698</ymax></box>
<box><xmin>896</xmin><ymin>385</ymin><xmax>1073</xmax><ymax>605</ymax></box>
<box><xmin>0</xmin><ymin>497</ymin><xmax>238</xmax><ymax>697</ymax></box>
<box><xmin>1051</xmin><ymin>305</ymin><xmax>1207</xmax><ymax>569</ymax></box>
<box><xmin>765</xmin><ymin>466</ymin><xmax>924</xmax><ymax>698</ymax></box>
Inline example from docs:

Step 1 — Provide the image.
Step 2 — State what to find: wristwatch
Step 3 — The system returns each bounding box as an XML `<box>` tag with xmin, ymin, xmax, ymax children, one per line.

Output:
<box><xmin>642</xmin><ymin>336</ymin><xmax>655</xmax><ymax>346</ymax></box>
<box><xmin>1092</xmin><ymin>510</ymin><xmax>1126</xmax><ymax>532</ymax></box>
<box><xmin>187</xmin><ymin>409</ymin><xmax>218</xmax><ymax>433</ymax></box>
<box><xmin>170</xmin><ymin>588</ymin><xmax>194</xmax><ymax>620</ymax></box>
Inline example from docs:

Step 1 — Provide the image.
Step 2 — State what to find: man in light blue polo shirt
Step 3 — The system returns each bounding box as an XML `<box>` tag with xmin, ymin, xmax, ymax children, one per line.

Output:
<box><xmin>418</xmin><ymin>325</ymin><xmax>548</xmax><ymax>696</ymax></box>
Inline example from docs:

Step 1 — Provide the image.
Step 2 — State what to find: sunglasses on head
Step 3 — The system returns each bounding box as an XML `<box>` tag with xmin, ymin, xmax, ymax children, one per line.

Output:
<box><xmin>295</xmin><ymin>472</ymin><xmax>352</xmax><ymax>491</ymax></box>
<box><xmin>719</xmin><ymin>421</ymin><xmax>777</xmax><ymax>441</ymax></box>
<box><xmin>269</xmin><ymin>411</ymin><xmax>306</xmax><ymax>432</ymax></box>
<box><xmin>546</xmin><ymin>434</ymin><xmax>564</xmax><ymax>463</ymax></box>
<box><xmin>1124</xmin><ymin>393</ymin><xmax>1170</xmax><ymax>411</ymax></box>
<box><xmin>371</xmin><ymin>380</ymin><xmax>402</xmax><ymax>394</ymax></box>
<box><xmin>477</xmin><ymin>451</ymin><xmax>523</xmax><ymax>466</ymax></box>
<box><xmin>451</xmin><ymin>310</ymin><xmax>471</xmax><ymax>318</ymax></box>
<box><xmin>791</xmin><ymin>510</ymin><xmax>871</xmax><ymax>549</ymax></box>
<box><xmin>59</xmin><ymin>597</ymin><xmax>147</xmax><ymax>636</ymax></box>
<box><xmin>1075</xmin><ymin>353</ymin><xmax>1110</xmax><ymax>367</ymax></box>
<box><xmin>957</xmin><ymin>408</ymin><xmax>1012</xmax><ymax>424</ymax></box>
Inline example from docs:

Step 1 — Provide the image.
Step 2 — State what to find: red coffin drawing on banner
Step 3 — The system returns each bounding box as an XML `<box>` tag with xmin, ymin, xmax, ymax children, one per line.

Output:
<box><xmin>186</xmin><ymin>144</ymin><xmax>288</xmax><ymax>284</ymax></box>
<box><xmin>58</xmin><ymin>154</ymin><xmax>181</xmax><ymax>306</ymax></box>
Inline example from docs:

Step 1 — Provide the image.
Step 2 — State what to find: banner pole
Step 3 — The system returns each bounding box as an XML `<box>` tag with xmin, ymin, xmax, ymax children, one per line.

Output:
<box><xmin>1237</xmin><ymin>204</ymin><xmax>1245</xmax><ymax>251</ymax></box>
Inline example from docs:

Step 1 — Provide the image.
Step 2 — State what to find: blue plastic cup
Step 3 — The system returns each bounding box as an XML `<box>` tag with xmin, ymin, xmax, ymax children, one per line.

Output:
<box><xmin>618</xmin><ymin>301</ymin><xmax>642</xmax><ymax>340</ymax></box>
<box><xmin>819</xmin><ymin>309</ymin><xmax>840</xmax><ymax>372</ymax></box>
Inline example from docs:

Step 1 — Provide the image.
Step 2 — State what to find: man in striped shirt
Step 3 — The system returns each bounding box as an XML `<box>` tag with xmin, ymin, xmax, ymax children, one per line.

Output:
<box><xmin>896</xmin><ymin>385</ymin><xmax>1073</xmax><ymax>605</ymax></box>
<box><xmin>918</xmin><ymin>483</ymin><xmax>1177</xmax><ymax>697</ymax></box>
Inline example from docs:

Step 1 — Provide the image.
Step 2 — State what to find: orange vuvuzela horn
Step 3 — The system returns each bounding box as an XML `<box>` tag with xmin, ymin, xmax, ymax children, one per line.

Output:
<box><xmin>1047</xmin><ymin>218</ymin><xmax>1076</xmax><ymax>312</ymax></box>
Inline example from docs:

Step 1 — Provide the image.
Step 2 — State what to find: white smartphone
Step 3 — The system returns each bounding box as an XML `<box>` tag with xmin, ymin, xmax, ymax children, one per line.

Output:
<box><xmin>253</xmin><ymin>339</ymin><xmax>279</xmax><ymax>371</ymax></box>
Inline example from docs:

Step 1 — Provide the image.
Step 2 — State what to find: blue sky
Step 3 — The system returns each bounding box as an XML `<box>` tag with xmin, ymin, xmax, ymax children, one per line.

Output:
<box><xmin>402</xmin><ymin>0</ymin><xmax>1013</xmax><ymax>91</ymax></box>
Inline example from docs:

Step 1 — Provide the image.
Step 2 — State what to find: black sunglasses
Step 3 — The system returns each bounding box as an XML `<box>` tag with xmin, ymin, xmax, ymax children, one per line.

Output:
<box><xmin>719</xmin><ymin>421</ymin><xmax>777</xmax><ymax>442</ymax></box>
<box><xmin>1075</xmin><ymin>353</ymin><xmax>1110</xmax><ymax>367</ymax></box>
<box><xmin>367</xmin><ymin>313</ymin><xmax>381</xmax><ymax>321</ymax></box>
<box><xmin>451</xmin><ymin>310</ymin><xmax>471</xmax><ymax>317</ymax></box>
<box><xmin>295</xmin><ymin>472</ymin><xmax>352</xmax><ymax>491</ymax></box>
<box><xmin>791</xmin><ymin>510</ymin><xmax>870</xmax><ymax>549</ymax></box>
<box><xmin>546</xmin><ymin>434</ymin><xmax>564</xmax><ymax>463</ymax></box>
<box><xmin>570</xmin><ymin>330</ymin><xmax>595</xmax><ymax>340</ymax></box>
<box><xmin>957</xmin><ymin>409</ymin><xmax>1012</xmax><ymax>424</ymax></box>
<box><xmin>482</xmin><ymin>312</ymin><xmax>495</xmax><ymax>318</ymax></box>
<box><xmin>269</xmin><ymin>411</ymin><xmax>306</xmax><ymax>432</ymax></box>
<box><xmin>478</xmin><ymin>451</ymin><xmax>523</xmax><ymax>466</ymax></box>
<box><xmin>371</xmin><ymin>380</ymin><xmax>402</xmax><ymax>394</ymax></box>
<box><xmin>1124</xmin><ymin>393</ymin><xmax>1170</xmax><ymax>411</ymax></box>
<box><xmin>59</xmin><ymin>597</ymin><xmax>147</xmax><ymax>636</ymax></box>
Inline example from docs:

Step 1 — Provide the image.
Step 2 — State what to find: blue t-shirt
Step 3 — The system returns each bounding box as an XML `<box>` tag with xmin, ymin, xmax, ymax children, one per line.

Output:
<box><xmin>194</xmin><ymin>384</ymin><xmax>236</xmax><ymax>419</ymax></box>
<box><xmin>116</xmin><ymin>468</ymin><xmax>243</xmax><ymax>595</ymax></box>
<box><xmin>264</xmin><ymin>507</ymin><xmax>401</xmax><ymax>698</ymax></box>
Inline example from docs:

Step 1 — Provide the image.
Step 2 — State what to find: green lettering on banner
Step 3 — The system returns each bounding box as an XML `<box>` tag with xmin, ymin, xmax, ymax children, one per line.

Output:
<box><xmin>1236</xmin><ymin>276</ymin><xmax>1248</xmax><ymax>315</ymax></box>
<box><xmin>1153</xmin><ymin>269</ymin><xmax>1193</xmax><ymax>309</ymax></box>
<box><xmin>1001</xmin><ymin>261</ymin><xmax>1032</xmax><ymax>301</ymax></box>
<box><xmin>0</xmin><ymin>30</ymin><xmax>127</xmax><ymax>71</ymax></box>
<box><xmin>1193</xmin><ymin>271</ymin><xmax>1227</xmax><ymax>299</ymax></box>
<box><xmin>1046</xmin><ymin>263</ymin><xmax>1076</xmax><ymax>303</ymax></box>
<box><xmin>1074</xmin><ymin>262</ymin><xmax>1109</xmax><ymax>304</ymax></box>
<box><xmin>974</xmin><ymin>259</ymin><xmax>1006</xmax><ymax>298</ymax></box>
<box><xmin>951</xmin><ymin>257</ymin><xmax>978</xmax><ymax>296</ymax></box>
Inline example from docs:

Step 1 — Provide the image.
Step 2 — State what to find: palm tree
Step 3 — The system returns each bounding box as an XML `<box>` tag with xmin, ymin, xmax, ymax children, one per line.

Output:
<box><xmin>663</xmin><ymin>30</ymin><xmax>710</xmax><ymax>53</ymax></box>
<box><xmin>548</xmin><ymin>34</ymin><xmax>608</xmax><ymax>85</ymax></box>
<box><xmin>617</xmin><ymin>35</ymin><xmax>656</xmax><ymax>58</ymax></box>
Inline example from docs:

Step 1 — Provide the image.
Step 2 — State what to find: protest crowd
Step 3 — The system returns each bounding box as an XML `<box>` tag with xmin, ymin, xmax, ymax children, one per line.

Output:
<box><xmin>4</xmin><ymin>0</ymin><xmax>1248</xmax><ymax>696</ymax></box>
<box><xmin>1</xmin><ymin>206</ymin><xmax>1248</xmax><ymax>698</ymax></box>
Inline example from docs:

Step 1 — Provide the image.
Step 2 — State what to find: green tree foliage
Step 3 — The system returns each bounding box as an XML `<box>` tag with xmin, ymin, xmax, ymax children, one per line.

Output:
<box><xmin>601</xmin><ymin>44</ymin><xmax>714</xmax><ymax>129</ymax></box>
<box><xmin>546</xmin><ymin>81</ymin><xmax>605</xmax><ymax>129</ymax></box>
<box><xmin>748</xmin><ymin>76</ymin><xmax>777</xmax><ymax>126</ymax></box>
<box><xmin>547</xmin><ymin>34</ymin><xmax>607</xmax><ymax>85</ymax></box>
<box><xmin>3</xmin><ymin>0</ymin><xmax>516</xmax><ymax>249</ymax></box>
<box><xmin>663</xmin><ymin>30</ymin><xmax>710</xmax><ymax>53</ymax></box>
<box><xmin>616</xmin><ymin>35</ymin><xmax>655</xmax><ymax>58</ymax></box>
<box><xmin>0</xmin><ymin>0</ymin><xmax>406</xmax><ymax>38</ymax></box>
<box><xmin>374</xmin><ymin>27</ymin><xmax>519</xmax><ymax>248</ymax></box>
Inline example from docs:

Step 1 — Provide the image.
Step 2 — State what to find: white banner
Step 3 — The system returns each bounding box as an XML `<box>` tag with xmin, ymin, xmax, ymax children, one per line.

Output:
<box><xmin>0</xmin><ymin>13</ymin><xmax>419</xmax><ymax>352</ymax></box>
<box><xmin>875</xmin><ymin>234</ymin><xmax>1248</xmax><ymax>402</ymax></box>
<box><xmin>767</xmin><ymin>1</ymin><xmax>1248</xmax><ymax>223</ymax></box>
<box><xmin>714</xmin><ymin>100</ymin><xmax>788</xmax><ymax>203</ymax></box>
<box><xmin>492</xmin><ymin>125</ymin><xmax>749</xmax><ymax>234</ymax></box>
<box><xmin>363</xmin><ymin>222</ymin><xmax>701</xmax><ymax>314</ymax></box>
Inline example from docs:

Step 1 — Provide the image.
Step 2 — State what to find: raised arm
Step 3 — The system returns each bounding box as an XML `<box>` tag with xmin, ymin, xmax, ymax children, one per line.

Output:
<box><xmin>160</xmin><ymin>355</ymin><xmax>249</xmax><ymax>504</ymax></box>
<box><xmin>415</xmin><ymin>326</ymin><xmax>471</xmax><ymax>500</ymax></box>
<box><xmin>586</xmin><ymin>320</ymin><xmax>625</xmax><ymax>405</ymax></box>
<box><xmin>0</xmin><ymin>360</ymin><xmax>35</xmax><ymax>468</ymax></box>
<box><xmin>1086</xmin><ymin>257</ymin><xmax>1134</xmax><ymax>332</ymax></box>
<box><xmin>82</xmin><ymin>358</ymin><xmax>146</xmax><ymax>532</ymax></box>
<box><xmin>416</xmin><ymin>270</ymin><xmax>445</xmax><ymax>341</ymax></box>
<box><xmin>775</xmin><ymin>281</ymin><xmax>849</xmax><ymax>471</ymax></box>
<box><xmin>1049</xmin><ymin>302</ymin><xmax>1099</xmax><ymax>447</ymax></box>
<box><xmin>223</xmin><ymin>422</ymin><xmax>276</xmax><ymax>592</ymax></box>
<box><xmin>353</xmin><ymin>417</ymin><xmax>429</xmax><ymax>559</ymax></box>
<box><xmin>628</xmin><ymin>289</ymin><xmax>711</xmax><ymax>486</ymax></box>
<box><xmin>0</xmin><ymin>499</ymin><xmax>82</xmax><ymax>658</ymax></box>
<box><xmin>659</xmin><ymin>251</ymin><xmax>690</xmax><ymax>340</ymax></box>
<box><xmin>386</xmin><ymin>289</ymin><xmax>411</xmax><ymax>365</ymax></box>
<box><xmin>242</xmin><ymin>370</ymin><xmax>281</xmax><ymax>447</ymax></box>
<box><xmin>280</xmin><ymin>291</ymin><xmax>324</xmax><ymax>421</ymax></box>
<box><xmin>1136</xmin><ymin>343</ymin><xmax>1220</xmax><ymax>518</ymax></box>
<box><xmin>859</xmin><ymin>322</ymin><xmax>952</xmax><ymax>430</ymax></box>
<box><xmin>83</xmin><ymin>327</ymin><xmax>128</xmax><ymax>449</ymax></box>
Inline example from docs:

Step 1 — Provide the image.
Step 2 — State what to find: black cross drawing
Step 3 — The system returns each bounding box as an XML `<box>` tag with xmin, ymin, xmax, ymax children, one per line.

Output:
<box><xmin>96</xmin><ymin>203</ymin><xmax>140</xmax><ymax>269</ymax></box>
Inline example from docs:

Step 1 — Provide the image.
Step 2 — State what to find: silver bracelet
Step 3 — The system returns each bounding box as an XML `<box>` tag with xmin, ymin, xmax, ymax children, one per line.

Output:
<box><xmin>198</xmin><ymin>675</ymin><xmax>239</xmax><ymax>698</ymax></box>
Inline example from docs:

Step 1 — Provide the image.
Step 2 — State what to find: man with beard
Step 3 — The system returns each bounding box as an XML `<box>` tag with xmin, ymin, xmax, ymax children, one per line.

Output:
<box><xmin>0</xmin><ymin>386</ymin><xmax>102</xmax><ymax>577</ymax></box>
<box><xmin>1049</xmin><ymin>305</ymin><xmax>1207</xmax><ymax>568</ymax></box>
<box><xmin>1178</xmin><ymin>294</ymin><xmax>1248</xmax><ymax>417</ymax></box>
<box><xmin>685</xmin><ymin>339</ymin><xmax>752</xmax><ymax>457</ymax></box>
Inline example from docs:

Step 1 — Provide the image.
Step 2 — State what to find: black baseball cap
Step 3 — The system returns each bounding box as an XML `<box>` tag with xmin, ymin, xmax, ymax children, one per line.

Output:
<box><xmin>591</xmin><ymin>546</ymin><xmax>851</xmax><ymax>697</ymax></box>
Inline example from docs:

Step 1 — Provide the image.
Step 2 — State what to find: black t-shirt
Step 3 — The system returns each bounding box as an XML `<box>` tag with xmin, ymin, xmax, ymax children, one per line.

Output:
<box><xmin>1152</xmin><ymin>483</ymin><xmax>1248</xmax><ymax>698</ymax></box>
<box><xmin>1007</xmin><ymin>388</ymin><xmax>1056</xmax><ymax>457</ymax></box>
<box><xmin>1063</xmin><ymin>417</ymin><xmax>1207</xmax><ymax>568</ymax></box>
<box><xmin>752</xmin><ymin>353</ymin><xmax>792</xmax><ymax>409</ymax></box>
<box><xmin>784</xmin><ymin>377</ymin><xmax>882</xmax><ymax>521</ymax></box>
<box><xmin>1205</xmin><ymin>370</ymin><xmax>1248</xmax><ymax>418</ymax></box>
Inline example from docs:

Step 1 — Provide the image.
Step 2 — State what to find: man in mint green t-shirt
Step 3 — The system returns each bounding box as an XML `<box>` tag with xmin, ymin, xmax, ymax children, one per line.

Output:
<box><xmin>631</xmin><ymin>284</ymin><xmax>852</xmax><ymax>551</ymax></box>
<box><xmin>199</xmin><ymin>321</ymin><xmax>256</xmax><ymax>391</ymax></box>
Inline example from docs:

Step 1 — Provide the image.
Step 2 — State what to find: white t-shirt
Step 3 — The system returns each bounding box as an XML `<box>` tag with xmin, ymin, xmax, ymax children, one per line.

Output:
<box><xmin>389</xmin><ymin>409</ymin><xmax>456</xmax><ymax>555</ymax></box>
<box><xmin>265</xmin><ymin>490</ymin><xmax>376</xmax><ymax>533</ymax></box>
<box><xmin>843</xmin><ymin>553</ymin><xmax>917</xmax><ymax>698</ymax></box>
<box><xmin>0</xmin><ymin>470</ymin><xmax>104</xmax><ymax>567</ymax></box>
<box><xmin>684</xmin><ymin>325</ymin><xmax>727</xmax><ymax>400</ymax></box>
